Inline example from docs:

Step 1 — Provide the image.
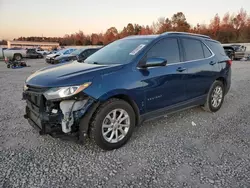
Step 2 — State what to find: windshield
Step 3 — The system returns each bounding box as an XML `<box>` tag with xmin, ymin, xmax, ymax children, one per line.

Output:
<box><xmin>56</xmin><ymin>49</ymin><xmax>68</xmax><ymax>55</ymax></box>
<box><xmin>70</xmin><ymin>48</ymin><xmax>85</xmax><ymax>55</ymax></box>
<box><xmin>84</xmin><ymin>38</ymin><xmax>153</xmax><ymax>65</ymax></box>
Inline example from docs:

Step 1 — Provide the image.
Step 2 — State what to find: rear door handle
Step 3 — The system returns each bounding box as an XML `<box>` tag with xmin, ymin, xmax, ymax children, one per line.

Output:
<box><xmin>209</xmin><ymin>61</ymin><xmax>216</xmax><ymax>65</ymax></box>
<box><xmin>176</xmin><ymin>67</ymin><xmax>186</xmax><ymax>72</ymax></box>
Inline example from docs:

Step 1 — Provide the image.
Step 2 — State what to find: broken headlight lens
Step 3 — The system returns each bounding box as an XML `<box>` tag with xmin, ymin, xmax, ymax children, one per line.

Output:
<box><xmin>44</xmin><ymin>82</ymin><xmax>91</xmax><ymax>100</ymax></box>
<box><xmin>23</xmin><ymin>84</ymin><xmax>28</xmax><ymax>91</ymax></box>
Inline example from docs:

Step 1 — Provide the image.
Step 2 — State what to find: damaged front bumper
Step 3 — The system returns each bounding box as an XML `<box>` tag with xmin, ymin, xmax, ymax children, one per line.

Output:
<box><xmin>23</xmin><ymin>86</ymin><xmax>99</xmax><ymax>143</ymax></box>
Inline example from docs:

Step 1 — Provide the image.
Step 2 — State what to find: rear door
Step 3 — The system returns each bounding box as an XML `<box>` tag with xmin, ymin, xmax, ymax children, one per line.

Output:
<box><xmin>181</xmin><ymin>37</ymin><xmax>217</xmax><ymax>100</ymax></box>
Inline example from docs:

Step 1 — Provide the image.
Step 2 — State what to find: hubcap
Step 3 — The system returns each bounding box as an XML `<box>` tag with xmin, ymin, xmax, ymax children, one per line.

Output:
<box><xmin>102</xmin><ymin>109</ymin><xmax>130</xmax><ymax>143</ymax></box>
<box><xmin>16</xmin><ymin>55</ymin><xmax>21</xmax><ymax>61</ymax></box>
<box><xmin>211</xmin><ymin>86</ymin><xmax>223</xmax><ymax>108</ymax></box>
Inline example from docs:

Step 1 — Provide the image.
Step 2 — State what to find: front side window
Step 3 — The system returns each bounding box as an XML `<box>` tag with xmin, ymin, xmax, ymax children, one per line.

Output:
<box><xmin>182</xmin><ymin>38</ymin><xmax>204</xmax><ymax>61</ymax></box>
<box><xmin>85</xmin><ymin>38</ymin><xmax>153</xmax><ymax>65</ymax></box>
<box><xmin>146</xmin><ymin>38</ymin><xmax>180</xmax><ymax>64</ymax></box>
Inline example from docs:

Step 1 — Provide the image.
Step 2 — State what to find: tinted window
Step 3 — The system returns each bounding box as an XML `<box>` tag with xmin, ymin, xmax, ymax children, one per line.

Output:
<box><xmin>205</xmin><ymin>40</ymin><xmax>226</xmax><ymax>57</ymax></box>
<box><xmin>27</xmin><ymin>49</ymin><xmax>35</xmax><ymax>53</ymax></box>
<box><xmin>202</xmin><ymin>43</ymin><xmax>212</xmax><ymax>58</ymax></box>
<box><xmin>89</xmin><ymin>49</ymin><xmax>98</xmax><ymax>55</ymax></box>
<box><xmin>71</xmin><ymin>48</ymin><xmax>85</xmax><ymax>55</ymax></box>
<box><xmin>182</xmin><ymin>38</ymin><xmax>204</xmax><ymax>61</ymax></box>
<box><xmin>146</xmin><ymin>38</ymin><xmax>180</xmax><ymax>64</ymax></box>
<box><xmin>85</xmin><ymin>38</ymin><xmax>153</xmax><ymax>65</ymax></box>
<box><xmin>80</xmin><ymin>50</ymin><xmax>88</xmax><ymax>58</ymax></box>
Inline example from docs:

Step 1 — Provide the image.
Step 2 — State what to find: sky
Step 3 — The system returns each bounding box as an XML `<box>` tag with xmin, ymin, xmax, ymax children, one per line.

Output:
<box><xmin>0</xmin><ymin>0</ymin><xmax>249</xmax><ymax>40</ymax></box>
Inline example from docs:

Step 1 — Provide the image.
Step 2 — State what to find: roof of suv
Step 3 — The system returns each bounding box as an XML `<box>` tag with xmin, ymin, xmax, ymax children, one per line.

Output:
<box><xmin>124</xmin><ymin>32</ymin><xmax>211</xmax><ymax>40</ymax></box>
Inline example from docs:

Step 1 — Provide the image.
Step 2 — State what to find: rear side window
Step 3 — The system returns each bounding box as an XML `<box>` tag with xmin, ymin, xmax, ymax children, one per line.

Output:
<box><xmin>205</xmin><ymin>40</ymin><xmax>227</xmax><ymax>57</ymax></box>
<box><xmin>182</xmin><ymin>38</ymin><xmax>204</xmax><ymax>61</ymax></box>
<box><xmin>202</xmin><ymin>43</ymin><xmax>212</xmax><ymax>58</ymax></box>
<box><xmin>146</xmin><ymin>38</ymin><xmax>180</xmax><ymax>64</ymax></box>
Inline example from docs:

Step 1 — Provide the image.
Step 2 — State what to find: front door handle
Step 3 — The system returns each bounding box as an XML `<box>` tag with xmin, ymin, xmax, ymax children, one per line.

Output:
<box><xmin>209</xmin><ymin>61</ymin><xmax>216</xmax><ymax>65</ymax></box>
<box><xmin>176</xmin><ymin>67</ymin><xmax>186</xmax><ymax>72</ymax></box>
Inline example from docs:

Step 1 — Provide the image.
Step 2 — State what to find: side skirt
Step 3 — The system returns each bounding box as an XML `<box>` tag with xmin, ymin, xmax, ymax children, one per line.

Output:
<box><xmin>140</xmin><ymin>95</ymin><xmax>206</xmax><ymax>123</ymax></box>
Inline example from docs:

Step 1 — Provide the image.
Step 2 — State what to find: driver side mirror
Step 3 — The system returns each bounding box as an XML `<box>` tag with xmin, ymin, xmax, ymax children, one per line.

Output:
<box><xmin>139</xmin><ymin>57</ymin><xmax>167</xmax><ymax>68</ymax></box>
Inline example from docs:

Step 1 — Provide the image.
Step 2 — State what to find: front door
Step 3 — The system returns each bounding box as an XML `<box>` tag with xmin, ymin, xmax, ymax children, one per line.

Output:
<box><xmin>139</xmin><ymin>37</ymin><xmax>188</xmax><ymax>113</ymax></box>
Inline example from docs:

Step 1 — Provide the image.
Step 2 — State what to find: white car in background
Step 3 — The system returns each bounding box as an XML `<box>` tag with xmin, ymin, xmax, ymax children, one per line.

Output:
<box><xmin>1</xmin><ymin>47</ymin><xmax>27</xmax><ymax>60</ymax></box>
<box><xmin>36</xmin><ymin>48</ymin><xmax>49</xmax><ymax>55</ymax></box>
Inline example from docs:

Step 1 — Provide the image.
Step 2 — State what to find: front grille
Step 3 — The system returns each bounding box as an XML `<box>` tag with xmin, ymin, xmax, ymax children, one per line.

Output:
<box><xmin>27</xmin><ymin>85</ymin><xmax>49</xmax><ymax>93</ymax></box>
<box><xmin>25</xmin><ymin>92</ymin><xmax>43</xmax><ymax>108</ymax></box>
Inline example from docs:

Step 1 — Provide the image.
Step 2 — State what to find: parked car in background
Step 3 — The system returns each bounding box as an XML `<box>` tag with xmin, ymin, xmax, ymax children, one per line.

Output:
<box><xmin>224</xmin><ymin>44</ymin><xmax>247</xmax><ymax>60</ymax></box>
<box><xmin>26</xmin><ymin>48</ymin><xmax>44</xmax><ymax>59</ymax></box>
<box><xmin>36</xmin><ymin>48</ymin><xmax>49</xmax><ymax>55</ymax></box>
<box><xmin>48</xmin><ymin>49</ymin><xmax>58</xmax><ymax>55</ymax></box>
<box><xmin>223</xmin><ymin>46</ymin><xmax>235</xmax><ymax>60</ymax></box>
<box><xmin>2</xmin><ymin>47</ymin><xmax>27</xmax><ymax>60</ymax></box>
<box><xmin>45</xmin><ymin>48</ymin><xmax>77</xmax><ymax>63</ymax></box>
<box><xmin>53</xmin><ymin>47</ymin><xmax>101</xmax><ymax>64</ymax></box>
<box><xmin>23</xmin><ymin>32</ymin><xmax>231</xmax><ymax>150</ymax></box>
<box><xmin>0</xmin><ymin>48</ymin><xmax>4</xmax><ymax>59</ymax></box>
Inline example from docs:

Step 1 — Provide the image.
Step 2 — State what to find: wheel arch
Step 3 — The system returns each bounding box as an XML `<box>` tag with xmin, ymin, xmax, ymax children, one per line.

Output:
<box><xmin>13</xmin><ymin>53</ymin><xmax>22</xmax><ymax>60</ymax></box>
<box><xmin>216</xmin><ymin>77</ymin><xmax>227</xmax><ymax>88</ymax></box>
<box><xmin>109</xmin><ymin>94</ymin><xmax>140</xmax><ymax>126</ymax></box>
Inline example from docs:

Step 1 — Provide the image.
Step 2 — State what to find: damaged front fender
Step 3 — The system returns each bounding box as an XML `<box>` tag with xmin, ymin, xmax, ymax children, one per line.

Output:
<box><xmin>59</xmin><ymin>97</ymin><xmax>96</xmax><ymax>133</ymax></box>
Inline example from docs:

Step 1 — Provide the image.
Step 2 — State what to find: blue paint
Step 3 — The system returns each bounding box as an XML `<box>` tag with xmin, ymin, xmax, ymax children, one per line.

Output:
<box><xmin>25</xmin><ymin>32</ymin><xmax>231</xmax><ymax>119</ymax></box>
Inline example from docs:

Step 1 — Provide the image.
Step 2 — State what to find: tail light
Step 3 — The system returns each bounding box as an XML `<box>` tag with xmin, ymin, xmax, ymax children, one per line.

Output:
<box><xmin>227</xmin><ymin>59</ymin><xmax>232</xmax><ymax>66</ymax></box>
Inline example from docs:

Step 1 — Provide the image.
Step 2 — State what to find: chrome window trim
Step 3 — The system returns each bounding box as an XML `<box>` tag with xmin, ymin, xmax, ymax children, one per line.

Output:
<box><xmin>137</xmin><ymin>39</ymin><xmax>215</xmax><ymax>70</ymax></box>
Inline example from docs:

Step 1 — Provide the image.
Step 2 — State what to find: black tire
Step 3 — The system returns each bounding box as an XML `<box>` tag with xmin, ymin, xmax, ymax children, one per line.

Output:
<box><xmin>13</xmin><ymin>54</ymin><xmax>22</xmax><ymax>61</ymax></box>
<box><xmin>202</xmin><ymin>80</ymin><xmax>225</xmax><ymax>112</ymax></box>
<box><xmin>90</xmin><ymin>98</ymin><xmax>136</xmax><ymax>150</ymax></box>
<box><xmin>7</xmin><ymin>64</ymin><xmax>10</xmax><ymax>68</ymax></box>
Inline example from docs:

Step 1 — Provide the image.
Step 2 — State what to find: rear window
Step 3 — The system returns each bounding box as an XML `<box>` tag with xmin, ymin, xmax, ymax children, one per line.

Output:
<box><xmin>205</xmin><ymin>40</ymin><xmax>227</xmax><ymax>57</ymax></box>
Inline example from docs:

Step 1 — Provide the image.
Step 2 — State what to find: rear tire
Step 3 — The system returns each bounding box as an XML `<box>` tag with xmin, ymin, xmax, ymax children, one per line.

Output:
<box><xmin>202</xmin><ymin>80</ymin><xmax>224</xmax><ymax>112</ymax></box>
<box><xmin>13</xmin><ymin>54</ymin><xmax>22</xmax><ymax>61</ymax></box>
<box><xmin>90</xmin><ymin>98</ymin><xmax>135</xmax><ymax>150</ymax></box>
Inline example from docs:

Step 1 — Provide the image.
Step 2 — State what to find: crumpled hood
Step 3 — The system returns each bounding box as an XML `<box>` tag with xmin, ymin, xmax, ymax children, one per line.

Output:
<box><xmin>46</xmin><ymin>53</ymin><xmax>61</xmax><ymax>58</ymax></box>
<box><xmin>25</xmin><ymin>61</ymin><xmax>124</xmax><ymax>87</ymax></box>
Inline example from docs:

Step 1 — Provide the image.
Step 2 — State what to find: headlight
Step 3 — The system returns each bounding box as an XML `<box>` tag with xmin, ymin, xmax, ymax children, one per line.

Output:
<box><xmin>44</xmin><ymin>82</ymin><xmax>91</xmax><ymax>100</ymax></box>
<box><xmin>23</xmin><ymin>84</ymin><xmax>28</xmax><ymax>91</ymax></box>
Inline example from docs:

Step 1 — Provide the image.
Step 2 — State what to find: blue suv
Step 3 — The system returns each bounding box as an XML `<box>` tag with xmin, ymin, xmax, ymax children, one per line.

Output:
<box><xmin>23</xmin><ymin>32</ymin><xmax>231</xmax><ymax>150</ymax></box>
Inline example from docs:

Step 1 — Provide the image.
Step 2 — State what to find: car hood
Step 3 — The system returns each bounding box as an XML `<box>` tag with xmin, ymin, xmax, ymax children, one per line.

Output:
<box><xmin>46</xmin><ymin>53</ymin><xmax>61</xmax><ymax>58</ymax></box>
<box><xmin>25</xmin><ymin>62</ymin><xmax>124</xmax><ymax>87</ymax></box>
<box><xmin>55</xmin><ymin>54</ymin><xmax>76</xmax><ymax>60</ymax></box>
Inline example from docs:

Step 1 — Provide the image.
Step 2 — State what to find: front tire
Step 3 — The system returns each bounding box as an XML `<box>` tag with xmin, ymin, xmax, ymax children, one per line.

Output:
<box><xmin>202</xmin><ymin>80</ymin><xmax>224</xmax><ymax>112</ymax></box>
<box><xmin>90</xmin><ymin>98</ymin><xmax>135</xmax><ymax>150</ymax></box>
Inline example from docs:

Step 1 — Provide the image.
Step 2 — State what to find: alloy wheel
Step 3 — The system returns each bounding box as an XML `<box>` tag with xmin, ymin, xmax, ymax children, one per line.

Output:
<box><xmin>211</xmin><ymin>86</ymin><xmax>223</xmax><ymax>108</ymax></box>
<box><xmin>102</xmin><ymin>109</ymin><xmax>130</xmax><ymax>143</ymax></box>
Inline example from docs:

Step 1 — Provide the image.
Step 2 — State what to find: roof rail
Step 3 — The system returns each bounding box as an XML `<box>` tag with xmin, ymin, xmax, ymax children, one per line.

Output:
<box><xmin>160</xmin><ymin>32</ymin><xmax>211</xmax><ymax>39</ymax></box>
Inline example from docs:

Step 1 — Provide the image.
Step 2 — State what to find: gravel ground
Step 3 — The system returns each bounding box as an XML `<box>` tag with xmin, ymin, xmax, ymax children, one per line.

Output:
<box><xmin>0</xmin><ymin>59</ymin><xmax>250</xmax><ymax>188</ymax></box>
